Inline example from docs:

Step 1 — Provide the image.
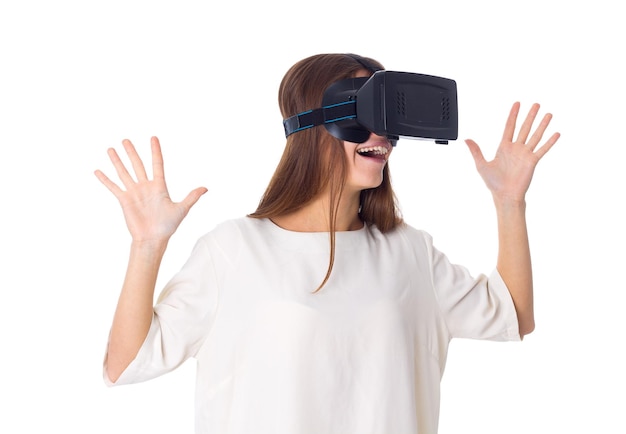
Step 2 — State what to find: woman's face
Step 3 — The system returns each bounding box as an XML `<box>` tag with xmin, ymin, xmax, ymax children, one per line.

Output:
<box><xmin>342</xmin><ymin>133</ymin><xmax>393</xmax><ymax>193</ymax></box>
<box><xmin>340</xmin><ymin>68</ymin><xmax>393</xmax><ymax>193</ymax></box>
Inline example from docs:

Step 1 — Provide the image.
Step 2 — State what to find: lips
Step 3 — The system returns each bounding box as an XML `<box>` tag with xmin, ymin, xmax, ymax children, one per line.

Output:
<box><xmin>356</xmin><ymin>143</ymin><xmax>391</xmax><ymax>160</ymax></box>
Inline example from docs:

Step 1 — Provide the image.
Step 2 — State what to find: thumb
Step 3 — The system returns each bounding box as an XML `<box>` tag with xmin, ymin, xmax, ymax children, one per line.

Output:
<box><xmin>181</xmin><ymin>186</ymin><xmax>208</xmax><ymax>211</ymax></box>
<box><xmin>465</xmin><ymin>139</ymin><xmax>486</xmax><ymax>167</ymax></box>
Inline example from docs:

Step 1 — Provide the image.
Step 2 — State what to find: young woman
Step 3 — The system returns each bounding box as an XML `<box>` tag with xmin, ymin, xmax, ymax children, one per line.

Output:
<box><xmin>95</xmin><ymin>53</ymin><xmax>560</xmax><ymax>433</ymax></box>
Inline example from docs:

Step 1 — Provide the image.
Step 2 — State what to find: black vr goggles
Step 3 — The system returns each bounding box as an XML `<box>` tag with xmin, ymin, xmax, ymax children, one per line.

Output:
<box><xmin>283</xmin><ymin>70</ymin><xmax>458</xmax><ymax>145</ymax></box>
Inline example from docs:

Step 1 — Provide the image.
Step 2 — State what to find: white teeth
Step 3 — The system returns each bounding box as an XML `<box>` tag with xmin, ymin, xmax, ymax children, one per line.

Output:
<box><xmin>356</xmin><ymin>146</ymin><xmax>389</xmax><ymax>155</ymax></box>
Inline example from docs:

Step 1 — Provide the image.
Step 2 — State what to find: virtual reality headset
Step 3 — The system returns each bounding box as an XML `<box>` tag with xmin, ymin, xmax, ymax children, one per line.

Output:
<box><xmin>283</xmin><ymin>70</ymin><xmax>458</xmax><ymax>145</ymax></box>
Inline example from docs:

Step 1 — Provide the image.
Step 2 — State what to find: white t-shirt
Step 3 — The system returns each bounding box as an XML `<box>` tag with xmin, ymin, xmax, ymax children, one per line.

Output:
<box><xmin>105</xmin><ymin>217</ymin><xmax>520</xmax><ymax>434</ymax></box>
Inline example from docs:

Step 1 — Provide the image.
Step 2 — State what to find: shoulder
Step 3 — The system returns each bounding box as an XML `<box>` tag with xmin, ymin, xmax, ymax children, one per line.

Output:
<box><xmin>363</xmin><ymin>222</ymin><xmax>437</xmax><ymax>266</ymax></box>
<box><xmin>371</xmin><ymin>221</ymin><xmax>434</xmax><ymax>247</ymax></box>
<box><xmin>197</xmin><ymin>216</ymin><xmax>272</xmax><ymax>249</ymax></box>
<box><xmin>200</xmin><ymin>216</ymin><xmax>267</xmax><ymax>237</ymax></box>
<box><xmin>187</xmin><ymin>217</ymin><xmax>267</xmax><ymax>267</ymax></box>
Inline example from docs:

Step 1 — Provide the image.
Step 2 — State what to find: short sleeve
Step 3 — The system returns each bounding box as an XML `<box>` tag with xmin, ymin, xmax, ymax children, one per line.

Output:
<box><xmin>104</xmin><ymin>236</ymin><xmax>219</xmax><ymax>386</ymax></box>
<box><xmin>427</xmin><ymin>234</ymin><xmax>521</xmax><ymax>342</ymax></box>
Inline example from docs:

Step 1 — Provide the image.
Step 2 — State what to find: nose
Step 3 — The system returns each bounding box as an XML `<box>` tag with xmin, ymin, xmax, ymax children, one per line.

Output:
<box><xmin>369</xmin><ymin>132</ymin><xmax>397</xmax><ymax>147</ymax></box>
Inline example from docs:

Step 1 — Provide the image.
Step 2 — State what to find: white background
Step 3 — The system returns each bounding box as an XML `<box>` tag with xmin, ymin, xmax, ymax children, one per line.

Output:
<box><xmin>1</xmin><ymin>1</ymin><xmax>624</xmax><ymax>433</ymax></box>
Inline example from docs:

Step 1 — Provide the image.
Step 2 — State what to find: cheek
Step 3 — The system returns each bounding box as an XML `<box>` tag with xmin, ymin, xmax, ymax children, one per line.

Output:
<box><xmin>343</xmin><ymin>146</ymin><xmax>358</xmax><ymax>165</ymax></box>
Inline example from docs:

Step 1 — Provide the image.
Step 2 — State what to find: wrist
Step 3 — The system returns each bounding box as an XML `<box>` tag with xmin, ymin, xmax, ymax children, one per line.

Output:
<box><xmin>492</xmin><ymin>194</ymin><xmax>527</xmax><ymax>211</ymax></box>
<box><xmin>130</xmin><ymin>238</ymin><xmax>169</xmax><ymax>255</ymax></box>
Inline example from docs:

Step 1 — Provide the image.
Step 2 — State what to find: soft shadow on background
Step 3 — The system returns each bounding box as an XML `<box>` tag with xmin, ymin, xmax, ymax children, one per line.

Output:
<box><xmin>1</xmin><ymin>1</ymin><xmax>624</xmax><ymax>433</ymax></box>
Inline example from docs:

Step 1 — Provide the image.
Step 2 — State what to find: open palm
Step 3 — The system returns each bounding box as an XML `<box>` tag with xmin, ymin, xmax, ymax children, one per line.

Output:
<box><xmin>94</xmin><ymin>136</ymin><xmax>207</xmax><ymax>243</ymax></box>
<box><xmin>465</xmin><ymin>102</ymin><xmax>560</xmax><ymax>203</ymax></box>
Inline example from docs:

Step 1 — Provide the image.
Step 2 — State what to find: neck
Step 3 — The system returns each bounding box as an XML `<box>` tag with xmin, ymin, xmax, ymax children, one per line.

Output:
<box><xmin>271</xmin><ymin>190</ymin><xmax>362</xmax><ymax>232</ymax></box>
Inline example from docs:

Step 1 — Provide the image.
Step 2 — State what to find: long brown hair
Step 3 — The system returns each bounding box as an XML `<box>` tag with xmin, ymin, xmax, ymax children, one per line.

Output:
<box><xmin>248</xmin><ymin>53</ymin><xmax>403</xmax><ymax>290</ymax></box>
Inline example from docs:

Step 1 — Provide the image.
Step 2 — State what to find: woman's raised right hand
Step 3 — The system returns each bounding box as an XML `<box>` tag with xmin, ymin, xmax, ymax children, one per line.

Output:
<box><xmin>94</xmin><ymin>136</ymin><xmax>207</xmax><ymax>244</ymax></box>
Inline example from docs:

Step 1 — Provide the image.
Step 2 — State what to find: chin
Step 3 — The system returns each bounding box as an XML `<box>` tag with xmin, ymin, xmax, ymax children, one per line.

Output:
<box><xmin>350</xmin><ymin>177</ymin><xmax>384</xmax><ymax>192</ymax></box>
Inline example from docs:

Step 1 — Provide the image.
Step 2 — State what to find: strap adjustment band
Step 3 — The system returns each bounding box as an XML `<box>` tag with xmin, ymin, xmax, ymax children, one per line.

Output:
<box><xmin>283</xmin><ymin>100</ymin><xmax>356</xmax><ymax>138</ymax></box>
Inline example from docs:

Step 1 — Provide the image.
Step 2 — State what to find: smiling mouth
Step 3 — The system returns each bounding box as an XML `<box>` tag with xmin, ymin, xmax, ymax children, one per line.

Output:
<box><xmin>356</xmin><ymin>145</ymin><xmax>389</xmax><ymax>160</ymax></box>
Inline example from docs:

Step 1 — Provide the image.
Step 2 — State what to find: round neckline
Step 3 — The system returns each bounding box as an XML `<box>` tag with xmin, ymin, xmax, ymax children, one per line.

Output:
<box><xmin>252</xmin><ymin>218</ymin><xmax>370</xmax><ymax>252</ymax></box>
<box><xmin>267</xmin><ymin>217</ymin><xmax>366</xmax><ymax>234</ymax></box>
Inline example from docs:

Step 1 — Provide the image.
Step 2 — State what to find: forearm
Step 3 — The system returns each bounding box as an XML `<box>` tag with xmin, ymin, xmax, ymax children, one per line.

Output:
<box><xmin>106</xmin><ymin>239</ymin><xmax>168</xmax><ymax>382</ymax></box>
<box><xmin>494</xmin><ymin>198</ymin><xmax>535</xmax><ymax>337</ymax></box>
